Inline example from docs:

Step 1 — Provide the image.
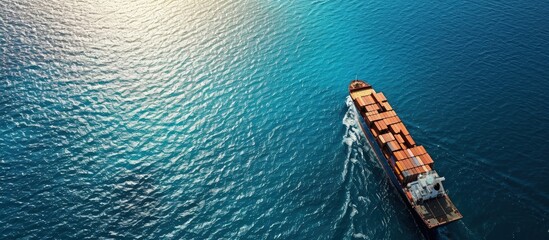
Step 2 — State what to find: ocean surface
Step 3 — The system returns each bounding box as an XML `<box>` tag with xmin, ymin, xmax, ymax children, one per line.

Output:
<box><xmin>1</xmin><ymin>0</ymin><xmax>548</xmax><ymax>239</ymax></box>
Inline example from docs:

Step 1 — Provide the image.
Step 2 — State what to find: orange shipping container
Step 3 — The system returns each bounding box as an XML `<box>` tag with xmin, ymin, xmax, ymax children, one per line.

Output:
<box><xmin>365</xmin><ymin>104</ymin><xmax>377</xmax><ymax>112</ymax></box>
<box><xmin>382</xmin><ymin>118</ymin><xmax>391</xmax><ymax>128</ymax></box>
<box><xmin>373</xmin><ymin>92</ymin><xmax>387</xmax><ymax>103</ymax></box>
<box><xmin>397</xmin><ymin>162</ymin><xmax>405</xmax><ymax>172</ymax></box>
<box><xmin>366</xmin><ymin>110</ymin><xmax>377</xmax><ymax>116</ymax></box>
<box><xmin>385</xmin><ymin>116</ymin><xmax>399</xmax><ymax>126</ymax></box>
<box><xmin>405</xmin><ymin>149</ymin><xmax>415</xmax><ymax>158</ymax></box>
<box><xmin>379</xmin><ymin>133</ymin><xmax>395</xmax><ymax>143</ymax></box>
<box><xmin>417</xmin><ymin>146</ymin><xmax>426</xmax><ymax>155</ymax></box>
<box><xmin>409</xmin><ymin>156</ymin><xmax>418</xmax><ymax>167</ymax></box>
<box><xmin>405</xmin><ymin>159</ymin><xmax>413</xmax><ymax>170</ymax></box>
<box><xmin>404</xmin><ymin>134</ymin><xmax>416</xmax><ymax>147</ymax></box>
<box><xmin>370</xmin><ymin>128</ymin><xmax>379</xmax><ymax>138</ymax></box>
<box><xmin>392</xmin><ymin>123</ymin><xmax>410</xmax><ymax>135</ymax></box>
<box><xmin>379</xmin><ymin>111</ymin><xmax>395</xmax><ymax>120</ymax></box>
<box><xmin>386</xmin><ymin>141</ymin><xmax>401</xmax><ymax>152</ymax></box>
<box><xmin>382</xmin><ymin>102</ymin><xmax>393</xmax><ymax>111</ymax></box>
<box><xmin>374</xmin><ymin>120</ymin><xmax>388</xmax><ymax>133</ymax></box>
<box><xmin>377</xmin><ymin>115</ymin><xmax>385</xmax><ymax>122</ymax></box>
<box><xmin>365</xmin><ymin>115</ymin><xmax>373</xmax><ymax>126</ymax></box>
<box><xmin>414</xmin><ymin>156</ymin><xmax>424</xmax><ymax>167</ymax></box>
<box><xmin>374</xmin><ymin>103</ymin><xmax>381</xmax><ymax>111</ymax></box>
<box><xmin>356</xmin><ymin>97</ymin><xmax>366</xmax><ymax>106</ymax></box>
<box><xmin>392</xmin><ymin>150</ymin><xmax>406</xmax><ymax>161</ymax></box>
<box><xmin>389</xmin><ymin>124</ymin><xmax>400</xmax><ymax>134</ymax></box>
<box><xmin>362</xmin><ymin>95</ymin><xmax>375</xmax><ymax>105</ymax></box>
<box><xmin>416</xmin><ymin>146</ymin><xmax>424</xmax><ymax>155</ymax></box>
<box><xmin>394</xmin><ymin>166</ymin><xmax>401</xmax><ymax>175</ymax></box>
<box><xmin>410</xmin><ymin>156</ymin><xmax>421</xmax><ymax>167</ymax></box>
<box><xmin>366</xmin><ymin>114</ymin><xmax>381</xmax><ymax>125</ymax></box>
<box><xmin>422</xmin><ymin>153</ymin><xmax>434</xmax><ymax>165</ymax></box>
<box><xmin>411</xmin><ymin>146</ymin><xmax>421</xmax><ymax>156</ymax></box>
<box><xmin>397</xmin><ymin>159</ymin><xmax>404</xmax><ymax>169</ymax></box>
<box><xmin>376</xmin><ymin>115</ymin><xmax>385</xmax><ymax>125</ymax></box>
<box><xmin>395</xmin><ymin>134</ymin><xmax>405</xmax><ymax>144</ymax></box>
<box><xmin>416</xmin><ymin>155</ymin><xmax>425</xmax><ymax>166</ymax></box>
<box><xmin>373</xmin><ymin>122</ymin><xmax>382</xmax><ymax>133</ymax></box>
<box><xmin>410</xmin><ymin>159</ymin><xmax>418</xmax><ymax>170</ymax></box>
<box><xmin>398</xmin><ymin>150</ymin><xmax>408</xmax><ymax>160</ymax></box>
<box><xmin>408</xmin><ymin>160</ymin><xmax>415</xmax><ymax>171</ymax></box>
<box><xmin>399</xmin><ymin>142</ymin><xmax>407</xmax><ymax>151</ymax></box>
<box><xmin>401</xmin><ymin>125</ymin><xmax>410</xmax><ymax>135</ymax></box>
<box><xmin>383</xmin><ymin>118</ymin><xmax>391</xmax><ymax>126</ymax></box>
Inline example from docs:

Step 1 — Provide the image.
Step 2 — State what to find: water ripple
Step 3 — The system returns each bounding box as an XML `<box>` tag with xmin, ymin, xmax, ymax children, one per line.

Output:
<box><xmin>2</xmin><ymin>0</ymin><xmax>548</xmax><ymax>239</ymax></box>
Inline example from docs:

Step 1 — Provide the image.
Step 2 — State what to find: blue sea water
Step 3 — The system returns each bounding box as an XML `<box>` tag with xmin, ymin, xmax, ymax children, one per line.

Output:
<box><xmin>1</xmin><ymin>0</ymin><xmax>548</xmax><ymax>239</ymax></box>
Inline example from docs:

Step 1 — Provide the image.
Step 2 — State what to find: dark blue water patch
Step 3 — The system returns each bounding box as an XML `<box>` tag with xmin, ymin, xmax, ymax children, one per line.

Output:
<box><xmin>1</xmin><ymin>0</ymin><xmax>548</xmax><ymax>239</ymax></box>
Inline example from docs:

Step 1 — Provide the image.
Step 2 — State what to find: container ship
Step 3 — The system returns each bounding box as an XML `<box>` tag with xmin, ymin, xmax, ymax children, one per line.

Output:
<box><xmin>348</xmin><ymin>80</ymin><xmax>462</xmax><ymax>229</ymax></box>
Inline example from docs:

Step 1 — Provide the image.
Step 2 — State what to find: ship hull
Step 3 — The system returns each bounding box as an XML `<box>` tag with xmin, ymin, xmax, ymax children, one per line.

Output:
<box><xmin>348</xmin><ymin>79</ymin><xmax>462</xmax><ymax>234</ymax></box>
<box><xmin>350</xmin><ymin>99</ymin><xmax>439</xmax><ymax>237</ymax></box>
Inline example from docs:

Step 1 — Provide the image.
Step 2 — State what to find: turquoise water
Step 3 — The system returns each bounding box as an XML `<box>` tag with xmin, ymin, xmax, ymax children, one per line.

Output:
<box><xmin>1</xmin><ymin>0</ymin><xmax>548</xmax><ymax>239</ymax></box>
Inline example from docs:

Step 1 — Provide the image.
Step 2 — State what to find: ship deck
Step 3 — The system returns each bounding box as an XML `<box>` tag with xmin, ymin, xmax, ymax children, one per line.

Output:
<box><xmin>349</xmin><ymin>79</ymin><xmax>462</xmax><ymax>229</ymax></box>
<box><xmin>414</xmin><ymin>195</ymin><xmax>462</xmax><ymax>228</ymax></box>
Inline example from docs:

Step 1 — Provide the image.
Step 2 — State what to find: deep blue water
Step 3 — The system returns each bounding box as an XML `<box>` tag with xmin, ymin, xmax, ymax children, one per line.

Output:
<box><xmin>1</xmin><ymin>0</ymin><xmax>548</xmax><ymax>239</ymax></box>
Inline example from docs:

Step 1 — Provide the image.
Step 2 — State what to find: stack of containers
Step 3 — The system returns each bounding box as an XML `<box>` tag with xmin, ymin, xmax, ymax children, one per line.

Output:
<box><xmin>359</xmin><ymin>92</ymin><xmax>436</xmax><ymax>184</ymax></box>
<box><xmin>391</xmin><ymin>146</ymin><xmax>435</xmax><ymax>183</ymax></box>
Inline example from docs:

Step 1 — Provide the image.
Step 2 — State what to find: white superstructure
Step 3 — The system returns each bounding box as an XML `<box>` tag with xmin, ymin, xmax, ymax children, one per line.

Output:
<box><xmin>407</xmin><ymin>171</ymin><xmax>446</xmax><ymax>204</ymax></box>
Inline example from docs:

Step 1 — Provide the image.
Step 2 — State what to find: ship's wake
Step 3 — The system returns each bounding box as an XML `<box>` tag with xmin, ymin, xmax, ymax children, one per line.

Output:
<box><xmin>335</xmin><ymin>96</ymin><xmax>381</xmax><ymax>239</ymax></box>
<box><xmin>342</xmin><ymin>96</ymin><xmax>376</xmax><ymax>181</ymax></box>
<box><xmin>342</xmin><ymin>96</ymin><xmax>361</xmax><ymax>163</ymax></box>
<box><xmin>342</xmin><ymin>97</ymin><xmax>470</xmax><ymax>240</ymax></box>
<box><xmin>342</xmin><ymin>96</ymin><xmax>374</xmax><ymax>165</ymax></box>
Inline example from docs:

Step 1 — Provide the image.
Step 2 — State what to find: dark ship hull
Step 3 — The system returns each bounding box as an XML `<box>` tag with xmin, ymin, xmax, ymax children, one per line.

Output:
<box><xmin>348</xmin><ymin>80</ymin><xmax>462</xmax><ymax>231</ymax></box>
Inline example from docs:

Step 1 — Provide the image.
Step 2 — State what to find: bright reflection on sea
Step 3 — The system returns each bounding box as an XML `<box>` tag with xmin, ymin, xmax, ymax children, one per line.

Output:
<box><xmin>1</xmin><ymin>0</ymin><xmax>548</xmax><ymax>239</ymax></box>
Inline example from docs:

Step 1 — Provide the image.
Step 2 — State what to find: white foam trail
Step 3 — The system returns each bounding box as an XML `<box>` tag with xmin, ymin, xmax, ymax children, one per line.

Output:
<box><xmin>346</xmin><ymin>97</ymin><xmax>377</xmax><ymax>168</ymax></box>
<box><xmin>343</xmin><ymin>97</ymin><xmax>377</xmax><ymax>237</ymax></box>
<box><xmin>342</xmin><ymin>96</ymin><xmax>360</xmax><ymax>146</ymax></box>
<box><xmin>343</xmin><ymin>96</ymin><xmax>373</xmax><ymax>155</ymax></box>
<box><xmin>342</xmin><ymin>96</ymin><xmax>361</xmax><ymax>180</ymax></box>
<box><xmin>352</xmin><ymin>233</ymin><xmax>367</xmax><ymax>239</ymax></box>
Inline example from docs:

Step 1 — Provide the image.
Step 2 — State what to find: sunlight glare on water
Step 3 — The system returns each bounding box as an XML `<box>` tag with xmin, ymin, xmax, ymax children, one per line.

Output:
<box><xmin>1</xmin><ymin>0</ymin><xmax>548</xmax><ymax>239</ymax></box>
